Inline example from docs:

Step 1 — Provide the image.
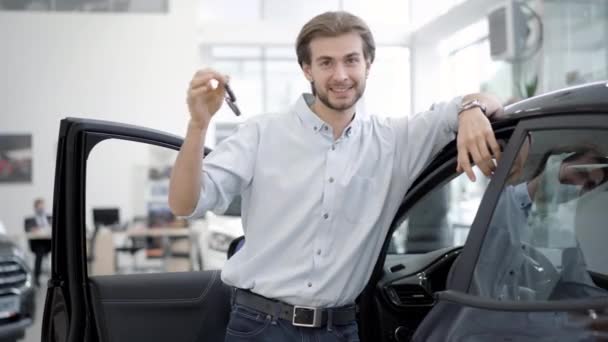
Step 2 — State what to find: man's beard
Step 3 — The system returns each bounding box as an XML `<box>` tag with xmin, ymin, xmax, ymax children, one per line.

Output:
<box><xmin>313</xmin><ymin>81</ymin><xmax>365</xmax><ymax>112</ymax></box>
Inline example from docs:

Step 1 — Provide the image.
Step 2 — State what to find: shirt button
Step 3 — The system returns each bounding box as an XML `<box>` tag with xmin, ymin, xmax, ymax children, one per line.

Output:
<box><xmin>323</xmin><ymin>126</ymin><xmax>328</xmax><ymax>131</ymax></box>
<box><xmin>314</xmin><ymin>126</ymin><xmax>318</xmax><ymax>131</ymax></box>
<box><xmin>331</xmin><ymin>145</ymin><xmax>336</xmax><ymax>151</ymax></box>
<box><xmin>323</xmin><ymin>213</ymin><xmax>329</xmax><ymax>219</ymax></box>
<box><xmin>328</xmin><ymin>177</ymin><xmax>334</xmax><ymax>183</ymax></box>
<box><xmin>308</xmin><ymin>282</ymin><xmax>312</xmax><ymax>288</ymax></box>
<box><xmin>316</xmin><ymin>249</ymin><xmax>322</xmax><ymax>255</ymax></box>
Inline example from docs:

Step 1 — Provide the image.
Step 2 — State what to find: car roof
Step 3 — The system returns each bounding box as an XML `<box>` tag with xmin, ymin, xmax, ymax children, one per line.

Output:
<box><xmin>409</xmin><ymin>81</ymin><xmax>608</xmax><ymax>192</ymax></box>
<box><xmin>504</xmin><ymin>81</ymin><xmax>608</xmax><ymax>119</ymax></box>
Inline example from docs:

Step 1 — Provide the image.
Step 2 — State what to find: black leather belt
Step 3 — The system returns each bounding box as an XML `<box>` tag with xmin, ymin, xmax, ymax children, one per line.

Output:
<box><xmin>233</xmin><ymin>289</ymin><xmax>357</xmax><ymax>328</ymax></box>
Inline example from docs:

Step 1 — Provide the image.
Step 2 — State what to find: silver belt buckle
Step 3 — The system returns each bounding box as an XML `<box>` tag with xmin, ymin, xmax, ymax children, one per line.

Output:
<box><xmin>292</xmin><ymin>305</ymin><xmax>322</xmax><ymax>328</ymax></box>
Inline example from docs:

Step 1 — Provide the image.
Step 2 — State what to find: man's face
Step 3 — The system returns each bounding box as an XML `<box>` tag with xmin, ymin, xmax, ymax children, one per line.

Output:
<box><xmin>559</xmin><ymin>152</ymin><xmax>607</xmax><ymax>193</ymax></box>
<box><xmin>303</xmin><ymin>32</ymin><xmax>370</xmax><ymax>113</ymax></box>
<box><xmin>35</xmin><ymin>201</ymin><xmax>45</xmax><ymax>214</ymax></box>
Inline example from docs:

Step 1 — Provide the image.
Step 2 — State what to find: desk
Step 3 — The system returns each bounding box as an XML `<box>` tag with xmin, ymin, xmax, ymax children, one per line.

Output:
<box><xmin>27</xmin><ymin>230</ymin><xmax>95</xmax><ymax>260</ymax></box>
<box><xmin>26</xmin><ymin>227</ymin><xmax>202</xmax><ymax>273</ymax></box>
<box><xmin>26</xmin><ymin>231</ymin><xmax>51</xmax><ymax>240</ymax></box>
<box><xmin>125</xmin><ymin>227</ymin><xmax>192</xmax><ymax>238</ymax></box>
<box><xmin>25</xmin><ymin>230</ymin><xmax>52</xmax><ymax>283</ymax></box>
<box><xmin>122</xmin><ymin>227</ymin><xmax>201</xmax><ymax>271</ymax></box>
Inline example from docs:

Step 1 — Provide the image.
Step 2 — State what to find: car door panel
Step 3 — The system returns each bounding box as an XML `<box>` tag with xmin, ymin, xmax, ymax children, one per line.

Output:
<box><xmin>88</xmin><ymin>270</ymin><xmax>231</xmax><ymax>342</ymax></box>
<box><xmin>43</xmin><ymin>118</ymin><xmax>226</xmax><ymax>342</ymax></box>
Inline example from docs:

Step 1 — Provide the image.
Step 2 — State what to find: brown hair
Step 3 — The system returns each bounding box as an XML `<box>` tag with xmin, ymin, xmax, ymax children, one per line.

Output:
<box><xmin>530</xmin><ymin>143</ymin><xmax>606</xmax><ymax>179</ymax></box>
<box><xmin>295</xmin><ymin>11</ymin><xmax>375</xmax><ymax>68</ymax></box>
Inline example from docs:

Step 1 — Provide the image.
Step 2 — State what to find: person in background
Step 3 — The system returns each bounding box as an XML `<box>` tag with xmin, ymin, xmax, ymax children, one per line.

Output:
<box><xmin>24</xmin><ymin>198</ymin><xmax>52</xmax><ymax>287</ymax></box>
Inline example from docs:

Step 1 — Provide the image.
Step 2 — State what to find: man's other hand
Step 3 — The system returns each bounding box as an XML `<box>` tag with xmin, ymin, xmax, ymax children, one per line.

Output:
<box><xmin>456</xmin><ymin>108</ymin><xmax>501</xmax><ymax>181</ymax></box>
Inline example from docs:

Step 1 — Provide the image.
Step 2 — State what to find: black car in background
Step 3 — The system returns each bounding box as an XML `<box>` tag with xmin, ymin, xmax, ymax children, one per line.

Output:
<box><xmin>43</xmin><ymin>81</ymin><xmax>608</xmax><ymax>341</ymax></box>
<box><xmin>0</xmin><ymin>236</ymin><xmax>35</xmax><ymax>342</ymax></box>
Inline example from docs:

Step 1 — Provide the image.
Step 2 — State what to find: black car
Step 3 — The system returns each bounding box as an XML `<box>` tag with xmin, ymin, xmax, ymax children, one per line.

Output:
<box><xmin>0</xmin><ymin>236</ymin><xmax>36</xmax><ymax>342</ymax></box>
<box><xmin>43</xmin><ymin>81</ymin><xmax>608</xmax><ymax>341</ymax></box>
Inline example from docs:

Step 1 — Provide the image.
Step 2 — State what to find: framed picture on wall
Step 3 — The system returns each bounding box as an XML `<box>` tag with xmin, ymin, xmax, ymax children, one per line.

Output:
<box><xmin>0</xmin><ymin>134</ymin><xmax>32</xmax><ymax>183</ymax></box>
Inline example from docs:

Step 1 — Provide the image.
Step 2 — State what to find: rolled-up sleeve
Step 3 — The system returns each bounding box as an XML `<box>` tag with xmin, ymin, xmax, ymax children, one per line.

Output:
<box><xmin>183</xmin><ymin>120</ymin><xmax>259</xmax><ymax>219</ymax></box>
<box><xmin>393</xmin><ymin>96</ymin><xmax>461</xmax><ymax>182</ymax></box>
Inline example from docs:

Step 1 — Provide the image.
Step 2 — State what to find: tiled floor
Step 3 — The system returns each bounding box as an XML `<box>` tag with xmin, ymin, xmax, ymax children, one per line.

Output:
<box><xmin>22</xmin><ymin>275</ymin><xmax>45</xmax><ymax>342</ymax></box>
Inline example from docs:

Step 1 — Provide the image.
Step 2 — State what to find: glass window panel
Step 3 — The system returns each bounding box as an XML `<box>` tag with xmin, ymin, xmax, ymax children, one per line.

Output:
<box><xmin>542</xmin><ymin>0</ymin><xmax>608</xmax><ymax>91</ymax></box>
<box><xmin>265</xmin><ymin>60</ymin><xmax>308</xmax><ymax>114</ymax></box>
<box><xmin>342</xmin><ymin>0</ymin><xmax>409</xmax><ymax>26</ymax></box>
<box><xmin>438</xmin><ymin>19</ymin><xmax>488</xmax><ymax>56</ymax></box>
<box><xmin>200</xmin><ymin>0</ymin><xmax>261</xmax><ymax>21</ymax></box>
<box><xmin>389</xmin><ymin>167</ymin><xmax>488</xmax><ymax>255</ymax></box>
<box><xmin>472</xmin><ymin>129</ymin><xmax>608</xmax><ymax>301</ymax></box>
<box><xmin>212</xmin><ymin>46</ymin><xmax>263</xmax><ymax>59</ymax></box>
<box><xmin>410</xmin><ymin>0</ymin><xmax>465</xmax><ymax>29</ymax></box>
<box><xmin>265</xmin><ymin>47</ymin><xmax>295</xmax><ymax>59</ymax></box>
<box><xmin>440</xmin><ymin>37</ymin><xmax>514</xmax><ymax>103</ymax></box>
<box><xmin>262</xmin><ymin>0</ymin><xmax>338</xmax><ymax>24</ymax></box>
<box><xmin>363</xmin><ymin>46</ymin><xmax>410</xmax><ymax>117</ymax></box>
<box><xmin>437</xmin><ymin>18</ymin><xmax>515</xmax><ymax>102</ymax></box>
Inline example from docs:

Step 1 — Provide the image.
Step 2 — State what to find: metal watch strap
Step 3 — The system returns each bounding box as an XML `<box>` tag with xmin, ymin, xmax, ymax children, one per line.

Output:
<box><xmin>458</xmin><ymin>99</ymin><xmax>487</xmax><ymax>115</ymax></box>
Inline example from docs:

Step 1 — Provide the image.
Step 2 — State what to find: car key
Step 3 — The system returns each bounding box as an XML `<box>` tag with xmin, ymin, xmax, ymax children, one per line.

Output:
<box><xmin>224</xmin><ymin>84</ymin><xmax>241</xmax><ymax>116</ymax></box>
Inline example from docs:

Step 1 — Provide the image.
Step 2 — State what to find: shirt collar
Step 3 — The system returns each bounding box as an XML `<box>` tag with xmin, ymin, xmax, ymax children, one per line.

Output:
<box><xmin>294</xmin><ymin>93</ymin><xmax>367</xmax><ymax>137</ymax></box>
<box><xmin>513</xmin><ymin>182</ymin><xmax>532</xmax><ymax>209</ymax></box>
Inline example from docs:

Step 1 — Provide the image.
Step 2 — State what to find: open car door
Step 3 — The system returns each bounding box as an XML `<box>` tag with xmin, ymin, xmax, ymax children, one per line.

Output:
<box><xmin>41</xmin><ymin>118</ymin><xmax>232</xmax><ymax>342</ymax></box>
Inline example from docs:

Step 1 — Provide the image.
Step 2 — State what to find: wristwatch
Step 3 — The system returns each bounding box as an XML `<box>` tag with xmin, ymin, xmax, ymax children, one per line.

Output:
<box><xmin>458</xmin><ymin>99</ymin><xmax>487</xmax><ymax>116</ymax></box>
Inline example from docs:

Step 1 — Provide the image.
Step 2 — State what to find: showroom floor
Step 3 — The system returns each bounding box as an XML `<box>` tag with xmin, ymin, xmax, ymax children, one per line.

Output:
<box><xmin>23</xmin><ymin>275</ymin><xmax>45</xmax><ymax>342</ymax></box>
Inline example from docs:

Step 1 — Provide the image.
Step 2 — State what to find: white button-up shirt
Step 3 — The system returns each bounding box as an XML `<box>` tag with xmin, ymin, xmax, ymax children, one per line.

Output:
<box><xmin>188</xmin><ymin>93</ymin><xmax>460</xmax><ymax>307</ymax></box>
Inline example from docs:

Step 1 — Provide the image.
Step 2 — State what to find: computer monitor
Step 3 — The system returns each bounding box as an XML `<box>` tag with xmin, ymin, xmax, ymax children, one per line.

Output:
<box><xmin>92</xmin><ymin>208</ymin><xmax>120</xmax><ymax>228</ymax></box>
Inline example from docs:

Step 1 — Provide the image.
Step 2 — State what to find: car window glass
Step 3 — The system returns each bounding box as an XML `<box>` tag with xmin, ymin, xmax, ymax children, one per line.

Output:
<box><xmin>472</xmin><ymin>129</ymin><xmax>608</xmax><ymax>302</ymax></box>
<box><xmin>85</xmin><ymin>139</ymin><xmax>204</xmax><ymax>276</ymax></box>
<box><xmin>389</xmin><ymin>166</ymin><xmax>489</xmax><ymax>254</ymax></box>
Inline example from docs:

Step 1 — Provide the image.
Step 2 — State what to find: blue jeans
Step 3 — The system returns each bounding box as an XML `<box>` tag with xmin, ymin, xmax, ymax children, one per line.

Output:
<box><xmin>224</xmin><ymin>304</ymin><xmax>360</xmax><ymax>342</ymax></box>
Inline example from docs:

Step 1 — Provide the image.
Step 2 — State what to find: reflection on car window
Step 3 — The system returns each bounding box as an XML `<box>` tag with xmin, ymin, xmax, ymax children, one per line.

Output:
<box><xmin>389</xmin><ymin>166</ymin><xmax>489</xmax><ymax>254</ymax></box>
<box><xmin>472</xmin><ymin>129</ymin><xmax>608</xmax><ymax>302</ymax></box>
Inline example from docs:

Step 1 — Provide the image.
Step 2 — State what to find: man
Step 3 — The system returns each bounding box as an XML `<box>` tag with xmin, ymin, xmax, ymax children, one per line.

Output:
<box><xmin>169</xmin><ymin>11</ymin><xmax>502</xmax><ymax>341</ymax></box>
<box><xmin>24</xmin><ymin>198</ymin><xmax>52</xmax><ymax>287</ymax></box>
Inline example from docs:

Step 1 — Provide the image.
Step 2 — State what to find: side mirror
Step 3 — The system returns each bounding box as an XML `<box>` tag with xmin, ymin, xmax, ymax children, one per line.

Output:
<box><xmin>227</xmin><ymin>235</ymin><xmax>245</xmax><ymax>259</ymax></box>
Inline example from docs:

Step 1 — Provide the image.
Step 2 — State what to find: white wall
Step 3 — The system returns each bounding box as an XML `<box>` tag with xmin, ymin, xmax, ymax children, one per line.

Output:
<box><xmin>0</xmin><ymin>0</ymin><xmax>199</xmax><ymax>241</ymax></box>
